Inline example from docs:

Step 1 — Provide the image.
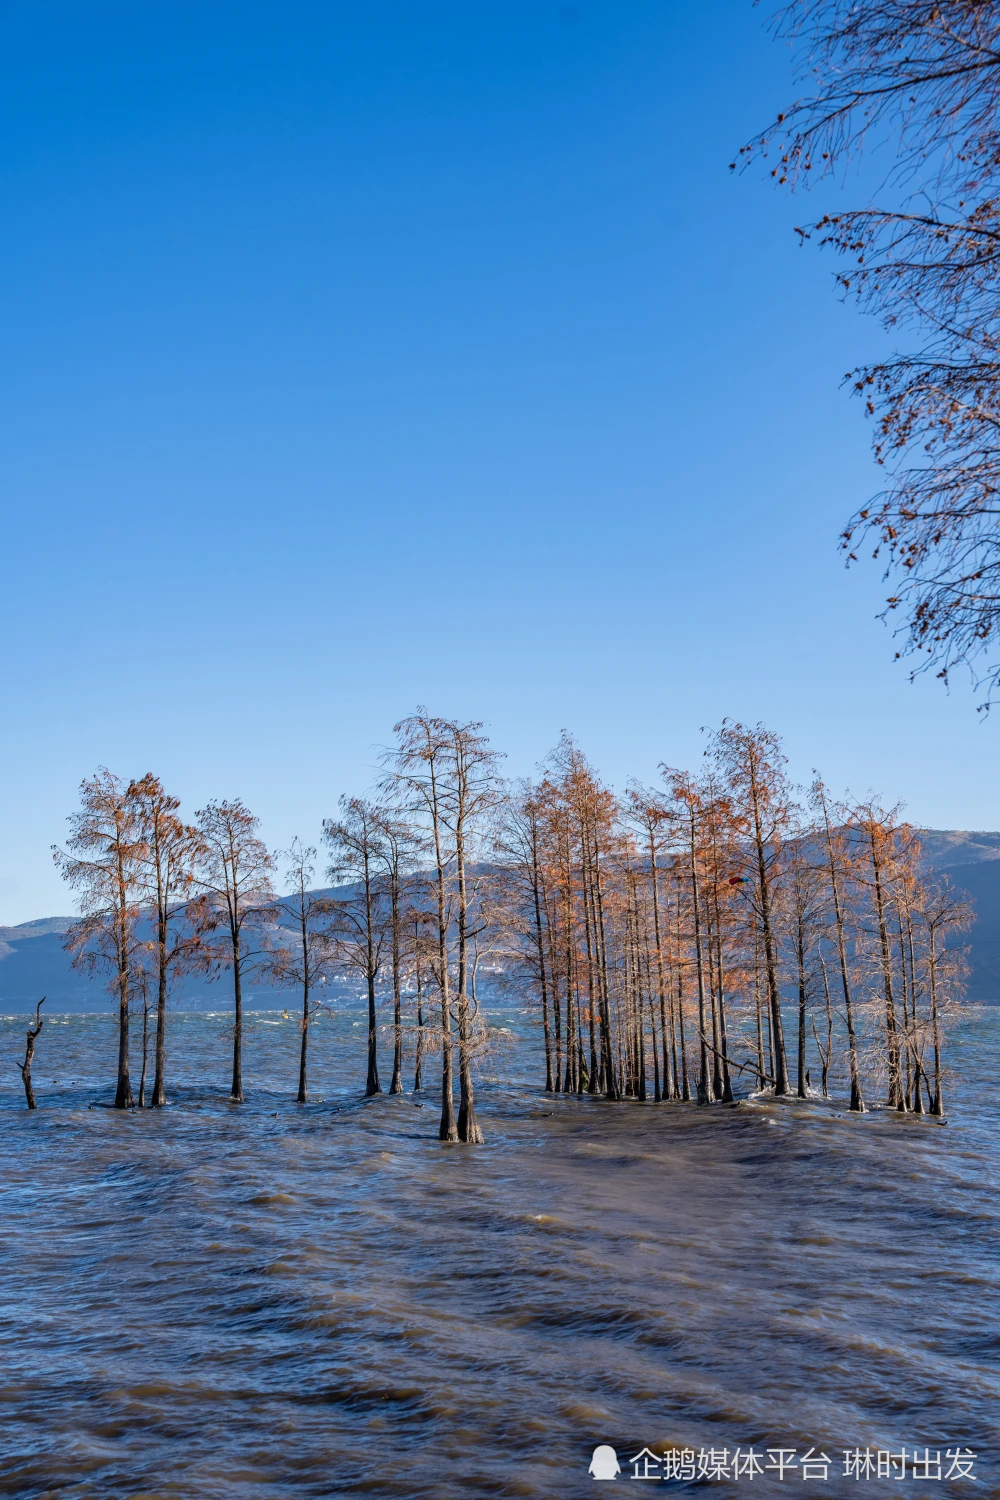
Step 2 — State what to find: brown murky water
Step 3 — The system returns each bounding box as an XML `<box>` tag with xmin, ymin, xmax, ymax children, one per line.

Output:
<box><xmin>0</xmin><ymin>1008</ymin><xmax>997</xmax><ymax>1498</ymax></box>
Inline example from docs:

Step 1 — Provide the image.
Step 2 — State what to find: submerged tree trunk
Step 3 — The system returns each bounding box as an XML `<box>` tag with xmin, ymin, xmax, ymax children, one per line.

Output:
<box><xmin>689</xmin><ymin>813</ymin><xmax>710</xmax><ymax>1104</ymax></box>
<box><xmin>389</xmin><ymin>872</ymin><xmax>403</xmax><ymax>1096</ymax></box>
<box><xmin>755</xmin><ymin>855</ymin><xmax>789</xmax><ymax>1096</ymax></box>
<box><xmin>413</xmin><ymin>922</ymin><xmax>424</xmax><ymax>1092</ymax></box>
<box><xmin>455</xmin><ymin>811</ymin><xmax>483</xmax><ymax>1144</ymax></box>
<box><xmin>298</xmin><ymin>886</ymin><xmax>311</xmax><ymax>1104</ymax></box>
<box><xmin>675</xmin><ymin>964</ymin><xmax>690</xmax><ymax>1101</ymax></box>
<box><xmin>115</xmin><ymin>958</ymin><xmax>133</xmax><ymax>1109</ymax></box>
<box><xmin>818</xmin><ymin>953</ymin><xmax>833</xmax><ymax>1098</ymax></box>
<box><xmin>18</xmin><ymin>999</ymin><xmax>44</xmax><ymax>1109</ymax></box>
<box><xmin>928</xmin><ymin>927</ymin><xmax>945</xmax><ymax>1117</ymax></box>
<box><xmin>590</xmin><ymin>837</ymin><xmax>618</xmax><ymax>1103</ymax></box>
<box><xmin>298</xmin><ymin>981</ymin><xmax>309</xmax><ymax>1103</ymax></box>
<box><xmin>138</xmin><ymin>992</ymin><xmax>150</xmax><ymax>1107</ymax></box>
<box><xmin>231</xmin><ymin>940</ymin><xmax>244</xmax><ymax>1103</ymax></box>
<box><xmin>434</xmin><ymin>860</ymin><xmax>457</xmax><ymax>1141</ymax></box>
<box><xmin>366</xmin><ymin>969</ymin><xmax>380</xmax><ymax>1097</ymax></box>
<box><xmin>707</xmin><ymin>847</ymin><xmax>733</xmax><ymax>1104</ymax></box>
<box><xmin>796</xmin><ymin>916</ymin><xmax>808</xmax><ymax>1099</ymax></box>
<box><xmin>151</xmin><ymin>891</ymin><xmax>170</xmax><ymax>1106</ymax></box>
<box><xmin>152</xmin><ymin>946</ymin><xmax>168</xmax><ymax>1106</ymax></box>
<box><xmin>531</xmin><ymin>858</ymin><xmax>554</xmax><ymax>1093</ymax></box>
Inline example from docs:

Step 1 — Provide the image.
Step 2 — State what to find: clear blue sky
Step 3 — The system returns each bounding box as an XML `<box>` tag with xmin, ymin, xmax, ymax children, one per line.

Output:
<box><xmin>1</xmin><ymin>0</ymin><xmax>995</xmax><ymax>923</ymax></box>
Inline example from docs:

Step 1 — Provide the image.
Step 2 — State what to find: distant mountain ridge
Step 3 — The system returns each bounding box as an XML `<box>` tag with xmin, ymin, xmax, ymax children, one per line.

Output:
<box><xmin>914</xmin><ymin>829</ymin><xmax>1000</xmax><ymax>869</ymax></box>
<box><xmin>910</xmin><ymin>829</ymin><xmax>1000</xmax><ymax>1001</ymax></box>
<box><xmin>0</xmin><ymin>916</ymin><xmax>74</xmax><ymax>947</ymax></box>
<box><xmin>4</xmin><ymin>833</ymin><xmax>1000</xmax><ymax>1010</ymax></box>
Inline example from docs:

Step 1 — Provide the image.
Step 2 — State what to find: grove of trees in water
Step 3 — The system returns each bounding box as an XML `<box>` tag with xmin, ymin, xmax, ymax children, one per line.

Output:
<box><xmin>49</xmin><ymin>712</ymin><xmax>972</xmax><ymax>1140</ymax></box>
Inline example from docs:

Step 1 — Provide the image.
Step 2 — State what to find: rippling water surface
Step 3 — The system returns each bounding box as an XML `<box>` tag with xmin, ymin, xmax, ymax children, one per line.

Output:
<box><xmin>0</xmin><ymin>1006</ymin><xmax>997</xmax><ymax>1498</ymax></box>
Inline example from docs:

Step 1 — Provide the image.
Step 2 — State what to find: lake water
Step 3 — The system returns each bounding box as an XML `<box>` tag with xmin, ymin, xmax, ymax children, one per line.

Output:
<box><xmin>0</xmin><ymin>1005</ymin><xmax>997</xmax><ymax>1498</ymax></box>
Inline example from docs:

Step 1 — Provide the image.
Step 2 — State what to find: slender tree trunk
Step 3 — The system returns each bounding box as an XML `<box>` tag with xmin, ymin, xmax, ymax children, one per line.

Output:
<box><xmin>413</xmin><ymin>923</ymin><xmax>424</xmax><ymax>1092</ymax></box>
<box><xmin>716</xmin><ymin>967</ymin><xmax>734</xmax><ymax>1103</ymax></box>
<box><xmin>563</xmin><ymin>976</ymin><xmax>575</xmax><ymax>1093</ymax></box>
<box><xmin>577</xmin><ymin>978</ymin><xmax>587</xmax><ymax>1094</ymax></box>
<box><xmin>796</xmin><ymin>916</ymin><xmax>808</xmax><ymax>1099</ymax></box>
<box><xmin>821</xmin><ymin>809</ymin><xmax>865</xmax><ymax>1112</ymax></box>
<box><xmin>896</xmin><ymin>915</ymin><xmax>912</xmax><ymax>1108</ymax></box>
<box><xmin>562</xmin><ymin>874</ymin><xmax>576</xmax><ymax>1093</ymax></box>
<box><xmin>903</xmin><ymin>908</ymin><xmax>923</xmax><ymax>1113</ymax></box>
<box><xmin>928</xmin><ymin>927</ymin><xmax>945</xmax><ymax>1116</ymax></box>
<box><xmin>115</xmin><ymin>957</ymin><xmax>132</xmax><ymax>1109</ymax></box>
<box><xmin>870</xmin><ymin>834</ymin><xmax>904</xmax><ymax>1110</ymax></box>
<box><xmin>19</xmin><ymin>1001</ymin><xmax>43</xmax><ymax>1109</ymax></box>
<box><xmin>753</xmin><ymin>829</ymin><xmax>788</xmax><ymax>1094</ymax></box>
<box><xmin>676</xmin><ymin>969</ymin><xmax>690</xmax><ymax>1100</ymax></box>
<box><xmin>705</xmin><ymin>815</ymin><xmax>733</xmax><ymax>1103</ymax></box>
<box><xmin>390</xmin><ymin>964</ymin><xmax>403</xmax><ymax>1095</ymax></box>
<box><xmin>667</xmin><ymin>892</ymin><xmax>681</xmax><ymax>1098</ymax></box>
<box><xmin>113</xmin><ymin>846</ymin><xmax>133</xmax><ymax>1109</ymax></box>
<box><xmin>139</xmin><ymin>993</ymin><xmax>150</xmax><ymax>1107</ymax></box>
<box><xmin>591</xmin><ymin>835</ymin><xmax>618</xmax><ymax>1101</ymax></box>
<box><xmin>231</xmin><ymin>935</ymin><xmax>244</xmax><ymax>1103</ymax></box>
<box><xmin>389</xmin><ymin>873</ymin><xmax>403</xmax><ymax>1095</ymax></box>
<box><xmin>432</xmin><ymin>836</ymin><xmax>457</xmax><ymax>1142</ymax></box>
<box><xmin>754</xmin><ymin>935</ymin><xmax>766</xmax><ymax>1090</ymax></box>
<box><xmin>638</xmin><ymin>913</ymin><xmax>660</xmax><ymax>1102</ymax></box>
<box><xmin>817</xmin><ymin>952</ymin><xmax>833</xmax><ymax>1097</ymax></box>
<box><xmin>709</xmin><ymin>936</ymin><xmax>722</xmax><ymax>1100</ymax></box>
<box><xmin>299</xmin><ymin>981</ymin><xmax>310</xmax><ymax>1103</ymax></box>
<box><xmin>688</xmin><ymin>814</ymin><xmax>709</xmax><ymax>1104</ymax></box>
<box><xmin>298</xmin><ymin>897</ymin><xmax>310</xmax><ymax>1103</ymax></box>
<box><xmin>580</xmin><ymin>835</ymin><xmax>600</xmax><ymax>1094</ymax></box>
<box><xmin>646</xmin><ymin>837</ymin><xmax>673</xmax><ymax>1101</ymax></box>
<box><xmin>366</xmin><ymin>969</ymin><xmax>380</xmax><ymax>1096</ymax></box>
<box><xmin>550</xmin><ymin>934</ymin><xmax>563</xmax><ymax>1093</ymax></box>
<box><xmin>151</xmin><ymin>906</ymin><xmax>169</xmax><ymax>1107</ymax></box>
<box><xmin>362</xmin><ymin>853</ymin><xmax>381</xmax><ymax>1097</ymax></box>
<box><xmin>703</xmin><ymin>881</ymin><xmax>722</xmax><ymax>1101</ymax></box>
<box><xmin>455</xmin><ymin>812</ymin><xmax>483</xmax><ymax>1143</ymax></box>
<box><xmin>531</xmin><ymin>841</ymin><xmax>554</xmax><ymax>1092</ymax></box>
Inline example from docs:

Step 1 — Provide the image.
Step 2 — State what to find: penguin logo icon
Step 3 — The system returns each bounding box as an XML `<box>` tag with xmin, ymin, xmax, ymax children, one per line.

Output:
<box><xmin>589</xmin><ymin>1445</ymin><xmax>621</xmax><ymax>1480</ymax></box>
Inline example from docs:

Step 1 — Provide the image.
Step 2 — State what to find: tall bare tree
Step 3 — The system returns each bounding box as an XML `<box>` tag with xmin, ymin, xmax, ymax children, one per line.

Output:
<box><xmin>852</xmin><ymin>798</ymin><xmax>909</xmax><ymax>1109</ymax></box>
<box><xmin>783</xmin><ymin>827</ymin><xmax>828</xmax><ymax>1099</ymax></box>
<box><xmin>54</xmin><ymin>769</ymin><xmax>145</xmax><ymax>1108</ymax></box>
<box><xmin>662</xmin><ymin>771</ymin><xmax>714</xmax><ymax>1102</ymax></box>
<box><xmin>494</xmin><ymin>782</ymin><xmax>558</xmax><ymax>1092</ymax></box>
<box><xmin>195</xmin><ymin>799</ymin><xmax>274</xmax><ymax>1103</ymax></box>
<box><xmin>269</xmin><ymin>839</ymin><xmax>335</xmax><ymax>1103</ymax></box>
<box><xmin>627</xmin><ymin>786</ymin><xmax>677</xmax><ymax>1103</ymax></box>
<box><xmin>711</xmin><ymin>724</ymin><xmax>793</xmax><ymax>1096</ymax></box>
<box><xmin>811</xmin><ymin>780</ymin><xmax>866</xmax><ymax>1112</ymax></box>
<box><xmin>129</xmin><ymin>773</ymin><xmax>203</xmax><ymax>1108</ymax></box>
<box><xmin>386</xmin><ymin>712</ymin><xmax>502</xmax><ymax>1143</ymax></box>
<box><xmin>372</xmin><ymin>807</ymin><xmax>422</xmax><ymax>1095</ymax></box>
<box><xmin>920</xmin><ymin>877</ymin><xmax>973</xmax><ymax>1116</ymax></box>
<box><xmin>324</xmin><ymin>797</ymin><xmax>388</xmax><ymax>1098</ymax></box>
